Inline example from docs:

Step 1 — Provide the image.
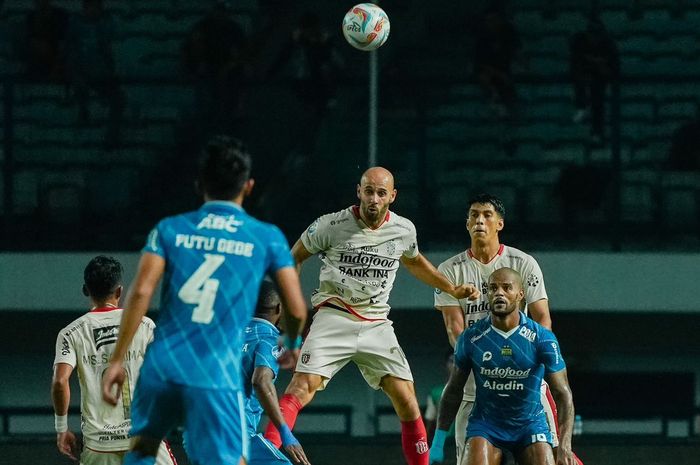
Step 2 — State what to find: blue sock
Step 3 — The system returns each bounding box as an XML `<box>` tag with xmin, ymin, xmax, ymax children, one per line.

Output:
<box><xmin>123</xmin><ymin>451</ymin><xmax>156</xmax><ymax>465</ymax></box>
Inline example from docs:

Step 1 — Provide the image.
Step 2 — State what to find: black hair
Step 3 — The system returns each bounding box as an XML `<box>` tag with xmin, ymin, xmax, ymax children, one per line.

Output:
<box><xmin>255</xmin><ymin>279</ymin><xmax>281</xmax><ymax>316</ymax></box>
<box><xmin>467</xmin><ymin>193</ymin><xmax>506</xmax><ymax>218</ymax></box>
<box><xmin>197</xmin><ymin>135</ymin><xmax>252</xmax><ymax>200</ymax></box>
<box><xmin>84</xmin><ymin>256</ymin><xmax>123</xmax><ymax>300</ymax></box>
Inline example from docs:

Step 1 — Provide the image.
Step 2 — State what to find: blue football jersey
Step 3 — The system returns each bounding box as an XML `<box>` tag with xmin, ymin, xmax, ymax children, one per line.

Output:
<box><xmin>139</xmin><ymin>201</ymin><xmax>294</xmax><ymax>390</ymax></box>
<box><xmin>241</xmin><ymin>318</ymin><xmax>282</xmax><ymax>437</ymax></box>
<box><xmin>454</xmin><ymin>312</ymin><xmax>566</xmax><ymax>429</ymax></box>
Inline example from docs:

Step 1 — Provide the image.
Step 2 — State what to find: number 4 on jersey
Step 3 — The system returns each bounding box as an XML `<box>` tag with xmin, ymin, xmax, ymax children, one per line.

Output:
<box><xmin>178</xmin><ymin>254</ymin><xmax>225</xmax><ymax>324</ymax></box>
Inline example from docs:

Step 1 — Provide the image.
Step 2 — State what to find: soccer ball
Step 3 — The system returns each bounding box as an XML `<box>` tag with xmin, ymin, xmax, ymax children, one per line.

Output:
<box><xmin>342</xmin><ymin>3</ymin><xmax>390</xmax><ymax>51</ymax></box>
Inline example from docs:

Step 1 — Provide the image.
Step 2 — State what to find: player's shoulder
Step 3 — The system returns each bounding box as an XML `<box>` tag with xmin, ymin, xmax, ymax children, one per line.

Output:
<box><xmin>387</xmin><ymin>210</ymin><xmax>416</xmax><ymax>231</ymax></box>
<box><xmin>141</xmin><ymin>315</ymin><xmax>156</xmax><ymax>330</ymax></box>
<box><xmin>58</xmin><ymin>313</ymin><xmax>89</xmax><ymax>337</ymax></box>
<box><xmin>463</xmin><ymin>317</ymin><xmax>491</xmax><ymax>340</ymax></box>
<box><xmin>501</xmin><ymin>244</ymin><xmax>539</xmax><ymax>266</ymax></box>
<box><xmin>521</xmin><ymin>314</ymin><xmax>556</xmax><ymax>342</ymax></box>
<box><xmin>316</xmin><ymin>207</ymin><xmax>355</xmax><ymax>226</ymax></box>
<box><xmin>438</xmin><ymin>250</ymin><xmax>470</xmax><ymax>269</ymax></box>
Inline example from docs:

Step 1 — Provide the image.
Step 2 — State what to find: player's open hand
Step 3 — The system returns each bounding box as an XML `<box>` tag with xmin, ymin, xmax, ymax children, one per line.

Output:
<box><xmin>277</xmin><ymin>348</ymin><xmax>300</xmax><ymax>370</ymax></box>
<box><xmin>284</xmin><ymin>441</ymin><xmax>311</xmax><ymax>465</ymax></box>
<box><xmin>56</xmin><ymin>430</ymin><xmax>79</xmax><ymax>460</ymax></box>
<box><xmin>101</xmin><ymin>362</ymin><xmax>126</xmax><ymax>406</ymax></box>
<box><xmin>450</xmin><ymin>284</ymin><xmax>480</xmax><ymax>301</ymax></box>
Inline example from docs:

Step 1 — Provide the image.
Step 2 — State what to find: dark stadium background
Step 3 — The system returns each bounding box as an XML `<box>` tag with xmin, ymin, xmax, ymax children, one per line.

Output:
<box><xmin>1</xmin><ymin>1</ymin><xmax>699</xmax><ymax>464</ymax></box>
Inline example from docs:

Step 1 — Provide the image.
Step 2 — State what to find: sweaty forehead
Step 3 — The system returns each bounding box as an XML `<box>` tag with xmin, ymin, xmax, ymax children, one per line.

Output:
<box><xmin>489</xmin><ymin>269</ymin><xmax>521</xmax><ymax>286</ymax></box>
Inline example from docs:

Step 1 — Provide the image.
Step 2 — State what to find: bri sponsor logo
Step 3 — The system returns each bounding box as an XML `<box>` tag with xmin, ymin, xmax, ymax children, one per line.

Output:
<box><xmin>480</xmin><ymin>367</ymin><xmax>531</xmax><ymax>379</ymax></box>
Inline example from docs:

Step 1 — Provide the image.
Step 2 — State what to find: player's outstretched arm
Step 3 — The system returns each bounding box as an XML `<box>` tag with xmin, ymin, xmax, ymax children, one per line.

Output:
<box><xmin>547</xmin><ymin>369</ymin><xmax>576</xmax><ymax>465</ymax></box>
<box><xmin>51</xmin><ymin>363</ymin><xmax>79</xmax><ymax>460</ymax></box>
<box><xmin>102</xmin><ymin>252</ymin><xmax>165</xmax><ymax>406</ymax></box>
<box><xmin>252</xmin><ymin>366</ymin><xmax>311</xmax><ymax>465</ymax></box>
<box><xmin>436</xmin><ymin>305</ymin><xmax>465</xmax><ymax>348</ymax></box>
<box><xmin>430</xmin><ymin>365</ymin><xmax>470</xmax><ymax>464</ymax></box>
<box><xmin>274</xmin><ymin>266</ymin><xmax>308</xmax><ymax>369</ymax></box>
<box><xmin>401</xmin><ymin>254</ymin><xmax>479</xmax><ymax>300</ymax></box>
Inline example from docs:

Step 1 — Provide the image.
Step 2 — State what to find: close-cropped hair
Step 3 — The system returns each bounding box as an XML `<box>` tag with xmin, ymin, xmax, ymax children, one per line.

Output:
<box><xmin>84</xmin><ymin>255</ymin><xmax>123</xmax><ymax>299</ymax></box>
<box><xmin>198</xmin><ymin>135</ymin><xmax>252</xmax><ymax>200</ymax></box>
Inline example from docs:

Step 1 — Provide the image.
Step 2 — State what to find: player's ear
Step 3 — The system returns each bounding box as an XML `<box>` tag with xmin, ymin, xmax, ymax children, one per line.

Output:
<box><xmin>497</xmin><ymin>216</ymin><xmax>504</xmax><ymax>231</ymax></box>
<box><xmin>356</xmin><ymin>184</ymin><xmax>361</xmax><ymax>200</ymax></box>
<box><xmin>82</xmin><ymin>284</ymin><xmax>90</xmax><ymax>297</ymax></box>
<box><xmin>389</xmin><ymin>188</ymin><xmax>397</xmax><ymax>204</ymax></box>
<box><xmin>243</xmin><ymin>178</ymin><xmax>255</xmax><ymax>197</ymax></box>
<box><xmin>115</xmin><ymin>285</ymin><xmax>123</xmax><ymax>300</ymax></box>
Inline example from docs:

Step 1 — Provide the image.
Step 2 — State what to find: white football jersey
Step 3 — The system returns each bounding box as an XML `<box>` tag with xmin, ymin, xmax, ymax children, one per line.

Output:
<box><xmin>301</xmin><ymin>206</ymin><xmax>419</xmax><ymax>319</ymax></box>
<box><xmin>434</xmin><ymin>244</ymin><xmax>548</xmax><ymax>400</ymax></box>
<box><xmin>53</xmin><ymin>308</ymin><xmax>155</xmax><ymax>451</ymax></box>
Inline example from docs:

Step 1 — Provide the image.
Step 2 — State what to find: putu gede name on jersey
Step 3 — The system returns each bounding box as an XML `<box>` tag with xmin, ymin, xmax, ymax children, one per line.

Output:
<box><xmin>173</xmin><ymin>213</ymin><xmax>255</xmax><ymax>257</ymax></box>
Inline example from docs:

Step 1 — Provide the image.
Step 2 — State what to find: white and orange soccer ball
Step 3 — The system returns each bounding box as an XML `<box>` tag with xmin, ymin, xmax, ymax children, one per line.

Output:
<box><xmin>341</xmin><ymin>3</ymin><xmax>390</xmax><ymax>51</ymax></box>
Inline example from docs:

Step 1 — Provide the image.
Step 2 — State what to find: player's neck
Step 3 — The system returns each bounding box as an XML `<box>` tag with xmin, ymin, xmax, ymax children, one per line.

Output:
<box><xmin>91</xmin><ymin>301</ymin><xmax>119</xmax><ymax>310</ymax></box>
<box><xmin>490</xmin><ymin>312</ymin><xmax>519</xmax><ymax>332</ymax></box>
<box><xmin>469</xmin><ymin>240</ymin><xmax>501</xmax><ymax>263</ymax></box>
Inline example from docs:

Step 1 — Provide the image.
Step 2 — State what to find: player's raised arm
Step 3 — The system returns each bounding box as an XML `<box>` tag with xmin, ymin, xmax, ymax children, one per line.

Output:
<box><xmin>102</xmin><ymin>252</ymin><xmax>165</xmax><ymax>405</ymax></box>
<box><xmin>547</xmin><ymin>369</ymin><xmax>576</xmax><ymax>465</ymax></box>
<box><xmin>252</xmin><ymin>366</ymin><xmax>310</xmax><ymax>465</ymax></box>
<box><xmin>401</xmin><ymin>253</ymin><xmax>480</xmax><ymax>300</ymax></box>
<box><xmin>274</xmin><ymin>266</ymin><xmax>307</xmax><ymax>369</ymax></box>
<box><xmin>436</xmin><ymin>305</ymin><xmax>465</xmax><ymax>348</ymax></box>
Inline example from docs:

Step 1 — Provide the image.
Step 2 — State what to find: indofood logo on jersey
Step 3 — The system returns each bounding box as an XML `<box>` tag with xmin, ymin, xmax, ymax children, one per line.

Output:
<box><xmin>337</xmin><ymin>250</ymin><xmax>397</xmax><ymax>279</ymax></box>
<box><xmin>93</xmin><ymin>325</ymin><xmax>120</xmax><ymax>349</ymax></box>
<box><xmin>480</xmin><ymin>367</ymin><xmax>531</xmax><ymax>379</ymax></box>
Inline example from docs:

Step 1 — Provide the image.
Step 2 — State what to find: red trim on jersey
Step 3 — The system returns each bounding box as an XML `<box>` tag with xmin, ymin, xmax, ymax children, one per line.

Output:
<box><xmin>315</xmin><ymin>298</ymin><xmax>385</xmax><ymax>322</ymax></box>
<box><xmin>351</xmin><ymin>205</ymin><xmax>390</xmax><ymax>229</ymax></box>
<box><xmin>89</xmin><ymin>306</ymin><xmax>122</xmax><ymax>313</ymax></box>
<box><xmin>467</xmin><ymin>244</ymin><xmax>505</xmax><ymax>263</ymax></box>
<box><xmin>164</xmin><ymin>440</ymin><xmax>178</xmax><ymax>465</ymax></box>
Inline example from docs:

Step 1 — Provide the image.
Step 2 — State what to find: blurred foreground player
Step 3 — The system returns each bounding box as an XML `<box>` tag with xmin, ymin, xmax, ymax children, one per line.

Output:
<box><xmin>102</xmin><ymin>136</ymin><xmax>307</xmax><ymax>465</ymax></box>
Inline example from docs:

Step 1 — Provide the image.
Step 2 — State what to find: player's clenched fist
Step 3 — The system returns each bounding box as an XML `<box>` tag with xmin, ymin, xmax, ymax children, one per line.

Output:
<box><xmin>101</xmin><ymin>362</ymin><xmax>126</xmax><ymax>406</ymax></box>
<box><xmin>449</xmin><ymin>284</ymin><xmax>480</xmax><ymax>301</ymax></box>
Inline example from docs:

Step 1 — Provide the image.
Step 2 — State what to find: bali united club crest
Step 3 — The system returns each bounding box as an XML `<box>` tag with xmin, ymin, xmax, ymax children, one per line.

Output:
<box><xmin>301</xmin><ymin>352</ymin><xmax>311</xmax><ymax>364</ymax></box>
<box><xmin>385</xmin><ymin>240</ymin><xmax>396</xmax><ymax>256</ymax></box>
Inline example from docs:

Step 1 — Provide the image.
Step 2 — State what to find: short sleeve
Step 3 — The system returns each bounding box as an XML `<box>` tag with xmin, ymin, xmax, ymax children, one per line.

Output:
<box><xmin>434</xmin><ymin>261</ymin><xmax>460</xmax><ymax>307</ymax></box>
<box><xmin>299</xmin><ymin>215</ymin><xmax>332</xmax><ymax>254</ymax></box>
<box><xmin>538</xmin><ymin>330</ymin><xmax>566</xmax><ymax>374</ymax></box>
<box><xmin>54</xmin><ymin>330</ymin><xmax>77</xmax><ymax>368</ymax></box>
<box><xmin>401</xmin><ymin>221</ymin><xmax>419</xmax><ymax>259</ymax></box>
<box><xmin>521</xmin><ymin>256</ymin><xmax>548</xmax><ymax>304</ymax></box>
<box><xmin>143</xmin><ymin>221</ymin><xmax>166</xmax><ymax>258</ymax></box>
<box><xmin>453</xmin><ymin>333</ymin><xmax>473</xmax><ymax>373</ymax></box>
<box><xmin>266</xmin><ymin>225</ymin><xmax>295</xmax><ymax>273</ymax></box>
<box><xmin>253</xmin><ymin>338</ymin><xmax>281</xmax><ymax>379</ymax></box>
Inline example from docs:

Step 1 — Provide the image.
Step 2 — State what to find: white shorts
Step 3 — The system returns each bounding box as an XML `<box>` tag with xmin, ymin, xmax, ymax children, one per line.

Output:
<box><xmin>80</xmin><ymin>442</ymin><xmax>176</xmax><ymax>465</ymax></box>
<box><xmin>295</xmin><ymin>308</ymin><xmax>414</xmax><ymax>390</ymax></box>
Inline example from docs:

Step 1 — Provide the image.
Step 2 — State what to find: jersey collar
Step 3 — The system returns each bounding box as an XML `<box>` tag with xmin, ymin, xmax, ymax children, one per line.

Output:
<box><xmin>351</xmin><ymin>205</ymin><xmax>391</xmax><ymax>229</ymax></box>
<box><xmin>201</xmin><ymin>200</ymin><xmax>245</xmax><ymax>212</ymax></box>
<box><xmin>467</xmin><ymin>244</ymin><xmax>504</xmax><ymax>263</ymax></box>
<box><xmin>251</xmin><ymin>317</ymin><xmax>280</xmax><ymax>334</ymax></box>
<box><xmin>90</xmin><ymin>306</ymin><xmax>122</xmax><ymax>313</ymax></box>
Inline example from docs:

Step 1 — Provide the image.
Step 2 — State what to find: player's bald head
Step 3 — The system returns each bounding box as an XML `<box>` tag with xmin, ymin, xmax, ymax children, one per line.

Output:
<box><xmin>360</xmin><ymin>167</ymin><xmax>394</xmax><ymax>190</ymax></box>
<box><xmin>489</xmin><ymin>267</ymin><xmax>523</xmax><ymax>291</ymax></box>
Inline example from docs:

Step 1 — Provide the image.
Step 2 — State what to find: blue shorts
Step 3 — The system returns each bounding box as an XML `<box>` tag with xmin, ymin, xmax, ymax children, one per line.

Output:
<box><xmin>130</xmin><ymin>370</ymin><xmax>247</xmax><ymax>465</ymax></box>
<box><xmin>466</xmin><ymin>417</ymin><xmax>553</xmax><ymax>453</ymax></box>
<box><xmin>248</xmin><ymin>434</ymin><xmax>292</xmax><ymax>465</ymax></box>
